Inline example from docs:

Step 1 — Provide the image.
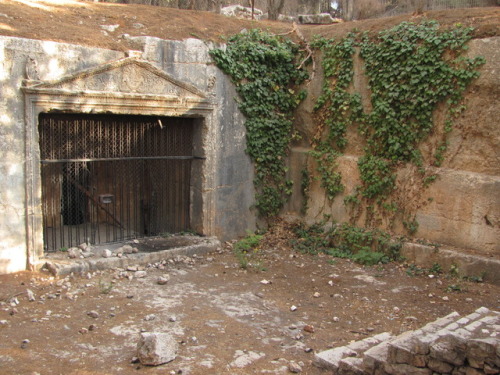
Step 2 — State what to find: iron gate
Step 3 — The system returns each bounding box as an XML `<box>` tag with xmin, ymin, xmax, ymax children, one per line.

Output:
<box><xmin>39</xmin><ymin>113</ymin><xmax>195</xmax><ymax>252</ymax></box>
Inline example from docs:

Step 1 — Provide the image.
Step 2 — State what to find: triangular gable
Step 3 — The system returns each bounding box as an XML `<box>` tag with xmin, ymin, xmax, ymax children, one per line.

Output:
<box><xmin>26</xmin><ymin>58</ymin><xmax>207</xmax><ymax>99</ymax></box>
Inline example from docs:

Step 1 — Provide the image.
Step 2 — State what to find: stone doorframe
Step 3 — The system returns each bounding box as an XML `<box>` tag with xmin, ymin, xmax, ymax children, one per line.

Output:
<box><xmin>22</xmin><ymin>57</ymin><xmax>216</xmax><ymax>270</ymax></box>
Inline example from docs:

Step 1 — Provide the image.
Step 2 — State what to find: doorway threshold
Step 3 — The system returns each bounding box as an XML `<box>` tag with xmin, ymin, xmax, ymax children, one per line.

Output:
<box><xmin>37</xmin><ymin>235</ymin><xmax>221</xmax><ymax>276</ymax></box>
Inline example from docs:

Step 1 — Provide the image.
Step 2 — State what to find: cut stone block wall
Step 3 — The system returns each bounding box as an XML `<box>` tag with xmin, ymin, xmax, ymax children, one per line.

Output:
<box><xmin>314</xmin><ymin>307</ymin><xmax>499</xmax><ymax>375</ymax></box>
<box><xmin>287</xmin><ymin>37</ymin><xmax>500</xmax><ymax>259</ymax></box>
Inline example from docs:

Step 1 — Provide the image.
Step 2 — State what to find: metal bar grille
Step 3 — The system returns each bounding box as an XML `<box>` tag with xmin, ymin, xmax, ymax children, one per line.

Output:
<box><xmin>39</xmin><ymin>113</ymin><xmax>194</xmax><ymax>252</ymax></box>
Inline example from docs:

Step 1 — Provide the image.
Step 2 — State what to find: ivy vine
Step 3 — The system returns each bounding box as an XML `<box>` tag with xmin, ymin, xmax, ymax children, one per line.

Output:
<box><xmin>311</xmin><ymin>33</ymin><xmax>363</xmax><ymax>200</ymax></box>
<box><xmin>210</xmin><ymin>29</ymin><xmax>308</xmax><ymax>217</ymax></box>
<box><xmin>311</xmin><ymin>21</ymin><xmax>485</xmax><ymax>232</ymax></box>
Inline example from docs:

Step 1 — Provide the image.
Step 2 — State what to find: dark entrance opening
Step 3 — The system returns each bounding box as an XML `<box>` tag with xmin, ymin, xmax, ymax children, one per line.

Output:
<box><xmin>38</xmin><ymin>113</ymin><xmax>195</xmax><ymax>252</ymax></box>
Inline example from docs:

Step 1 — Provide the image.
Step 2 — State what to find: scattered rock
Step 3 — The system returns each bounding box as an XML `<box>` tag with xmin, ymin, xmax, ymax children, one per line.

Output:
<box><xmin>288</xmin><ymin>361</ymin><xmax>302</xmax><ymax>373</ymax></box>
<box><xmin>67</xmin><ymin>247</ymin><xmax>81</xmax><ymax>259</ymax></box>
<box><xmin>102</xmin><ymin>249</ymin><xmax>112</xmax><ymax>258</ymax></box>
<box><xmin>88</xmin><ymin>324</ymin><xmax>97</xmax><ymax>331</ymax></box>
<box><xmin>87</xmin><ymin>311</ymin><xmax>99</xmax><ymax>319</ymax></box>
<box><xmin>26</xmin><ymin>289</ymin><xmax>36</xmax><ymax>301</ymax></box>
<box><xmin>290</xmin><ymin>305</ymin><xmax>298</xmax><ymax>312</ymax></box>
<box><xmin>100</xmin><ymin>24</ymin><xmax>119</xmax><ymax>32</ymax></box>
<box><xmin>78</xmin><ymin>243</ymin><xmax>90</xmax><ymax>251</ymax></box>
<box><xmin>122</xmin><ymin>245</ymin><xmax>135</xmax><ymax>254</ymax></box>
<box><xmin>333</xmin><ymin>316</ymin><xmax>340</xmax><ymax>322</ymax></box>
<box><xmin>230</xmin><ymin>350</ymin><xmax>265</xmax><ymax>368</ymax></box>
<box><xmin>313</xmin><ymin>292</ymin><xmax>321</xmax><ymax>298</ymax></box>
<box><xmin>260</xmin><ymin>279</ymin><xmax>271</xmax><ymax>285</ymax></box>
<box><xmin>81</xmin><ymin>251</ymin><xmax>95</xmax><ymax>258</ymax></box>
<box><xmin>144</xmin><ymin>314</ymin><xmax>156</xmax><ymax>321</ymax></box>
<box><xmin>304</xmin><ymin>325</ymin><xmax>315</xmax><ymax>333</ymax></box>
<box><xmin>169</xmin><ymin>316</ymin><xmax>177</xmax><ymax>322</ymax></box>
<box><xmin>137</xmin><ymin>332</ymin><xmax>178</xmax><ymax>366</ymax></box>
<box><xmin>157</xmin><ymin>275</ymin><xmax>170</xmax><ymax>285</ymax></box>
<box><xmin>79</xmin><ymin>328</ymin><xmax>88</xmax><ymax>334</ymax></box>
<box><xmin>135</xmin><ymin>271</ymin><xmax>147</xmax><ymax>278</ymax></box>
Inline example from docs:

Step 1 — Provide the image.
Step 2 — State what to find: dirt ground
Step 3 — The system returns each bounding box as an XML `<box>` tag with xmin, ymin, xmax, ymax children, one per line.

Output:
<box><xmin>0</xmin><ymin>2</ymin><xmax>499</xmax><ymax>374</ymax></box>
<box><xmin>1</xmin><ymin>227</ymin><xmax>499</xmax><ymax>374</ymax></box>
<box><xmin>0</xmin><ymin>0</ymin><xmax>498</xmax><ymax>52</ymax></box>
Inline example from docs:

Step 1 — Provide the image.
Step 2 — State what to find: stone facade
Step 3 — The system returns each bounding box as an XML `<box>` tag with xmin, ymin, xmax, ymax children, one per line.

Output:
<box><xmin>0</xmin><ymin>36</ymin><xmax>256</xmax><ymax>274</ymax></box>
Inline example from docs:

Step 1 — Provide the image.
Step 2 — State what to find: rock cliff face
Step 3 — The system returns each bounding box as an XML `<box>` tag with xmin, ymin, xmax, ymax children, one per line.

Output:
<box><xmin>287</xmin><ymin>36</ymin><xmax>500</xmax><ymax>259</ymax></box>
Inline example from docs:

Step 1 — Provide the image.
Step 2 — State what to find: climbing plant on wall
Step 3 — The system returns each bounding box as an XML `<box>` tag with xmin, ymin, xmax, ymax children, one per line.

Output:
<box><xmin>210</xmin><ymin>29</ymin><xmax>308</xmax><ymax>217</ymax></box>
<box><xmin>311</xmin><ymin>33</ymin><xmax>363</xmax><ymax>200</ymax></box>
<box><xmin>311</xmin><ymin>21</ymin><xmax>485</xmax><ymax>232</ymax></box>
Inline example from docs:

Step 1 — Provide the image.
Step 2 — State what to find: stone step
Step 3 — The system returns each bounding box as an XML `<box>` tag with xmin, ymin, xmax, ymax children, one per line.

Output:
<box><xmin>313</xmin><ymin>332</ymin><xmax>393</xmax><ymax>372</ymax></box>
<box><xmin>314</xmin><ymin>307</ymin><xmax>499</xmax><ymax>375</ymax></box>
<box><xmin>387</xmin><ymin>307</ymin><xmax>495</xmax><ymax>369</ymax></box>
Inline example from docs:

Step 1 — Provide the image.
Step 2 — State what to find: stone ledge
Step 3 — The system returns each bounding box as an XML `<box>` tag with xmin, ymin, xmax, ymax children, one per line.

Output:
<box><xmin>37</xmin><ymin>237</ymin><xmax>220</xmax><ymax>276</ymax></box>
<box><xmin>401</xmin><ymin>243</ymin><xmax>500</xmax><ymax>285</ymax></box>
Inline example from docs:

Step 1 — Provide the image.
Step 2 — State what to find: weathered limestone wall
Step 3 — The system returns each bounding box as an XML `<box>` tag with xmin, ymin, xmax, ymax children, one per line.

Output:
<box><xmin>124</xmin><ymin>36</ymin><xmax>256</xmax><ymax>240</ymax></box>
<box><xmin>287</xmin><ymin>37</ymin><xmax>500</xmax><ymax>257</ymax></box>
<box><xmin>0</xmin><ymin>36</ymin><xmax>255</xmax><ymax>274</ymax></box>
<box><xmin>0</xmin><ymin>36</ymin><xmax>123</xmax><ymax>274</ymax></box>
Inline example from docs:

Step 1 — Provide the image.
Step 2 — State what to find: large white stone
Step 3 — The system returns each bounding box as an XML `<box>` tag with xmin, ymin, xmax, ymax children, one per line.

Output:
<box><xmin>137</xmin><ymin>332</ymin><xmax>177</xmax><ymax>366</ymax></box>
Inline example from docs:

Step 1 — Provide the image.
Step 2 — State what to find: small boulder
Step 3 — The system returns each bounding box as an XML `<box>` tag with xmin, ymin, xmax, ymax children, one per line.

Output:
<box><xmin>67</xmin><ymin>247</ymin><xmax>81</xmax><ymax>259</ymax></box>
<box><xmin>157</xmin><ymin>275</ymin><xmax>170</xmax><ymax>285</ymax></box>
<box><xmin>121</xmin><ymin>245</ymin><xmax>135</xmax><ymax>254</ymax></box>
<box><xmin>137</xmin><ymin>332</ymin><xmax>178</xmax><ymax>366</ymax></box>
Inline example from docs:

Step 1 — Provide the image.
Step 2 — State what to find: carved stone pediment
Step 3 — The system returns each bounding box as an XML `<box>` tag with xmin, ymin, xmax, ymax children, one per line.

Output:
<box><xmin>23</xmin><ymin>57</ymin><xmax>207</xmax><ymax>99</ymax></box>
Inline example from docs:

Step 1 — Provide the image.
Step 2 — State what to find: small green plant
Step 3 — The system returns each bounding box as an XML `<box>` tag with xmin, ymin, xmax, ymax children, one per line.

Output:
<box><xmin>300</xmin><ymin>167</ymin><xmax>311</xmax><ymax>215</ymax></box>
<box><xmin>59</xmin><ymin>247</ymin><xmax>68</xmax><ymax>252</ymax></box>
<box><xmin>449</xmin><ymin>264</ymin><xmax>460</xmax><ymax>277</ymax></box>
<box><xmin>352</xmin><ymin>250</ymin><xmax>389</xmax><ymax>266</ymax></box>
<box><xmin>465</xmin><ymin>273</ymin><xmax>485</xmax><ymax>283</ymax></box>
<box><xmin>290</xmin><ymin>221</ymin><xmax>400</xmax><ymax>266</ymax></box>
<box><xmin>233</xmin><ymin>232</ymin><xmax>264</xmax><ymax>270</ymax></box>
<box><xmin>446</xmin><ymin>284</ymin><xmax>462</xmax><ymax>292</ymax></box>
<box><xmin>406</xmin><ymin>264</ymin><xmax>426</xmax><ymax>277</ymax></box>
<box><xmin>429</xmin><ymin>263</ymin><xmax>443</xmax><ymax>274</ymax></box>
<box><xmin>98</xmin><ymin>279</ymin><xmax>114</xmax><ymax>294</ymax></box>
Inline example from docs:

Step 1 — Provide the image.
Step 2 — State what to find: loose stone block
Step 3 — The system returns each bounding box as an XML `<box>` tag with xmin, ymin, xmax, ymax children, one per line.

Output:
<box><xmin>384</xmin><ymin>362</ymin><xmax>432</xmax><ymax>375</ymax></box>
<box><xmin>137</xmin><ymin>332</ymin><xmax>177</xmax><ymax>366</ymax></box>
<box><xmin>429</xmin><ymin>332</ymin><xmax>468</xmax><ymax>366</ymax></box>
<box><xmin>314</xmin><ymin>346</ymin><xmax>357</xmax><ymax>371</ymax></box>
<box><xmin>427</xmin><ymin>357</ymin><xmax>454</xmax><ymax>373</ymax></box>
<box><xmin>363</xmin><ymin>341</ymin><xmax>391</xmax><ymax>373</ymax></box>
<box><xmin>466</xmin><ymin>337</ymin><xmax>499</xmax><ymax>368</ymax></box>
<box><xmin>338</xmin><ymin>357</ymin><xmax>365</xmax><ymax>375</ymax></box>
